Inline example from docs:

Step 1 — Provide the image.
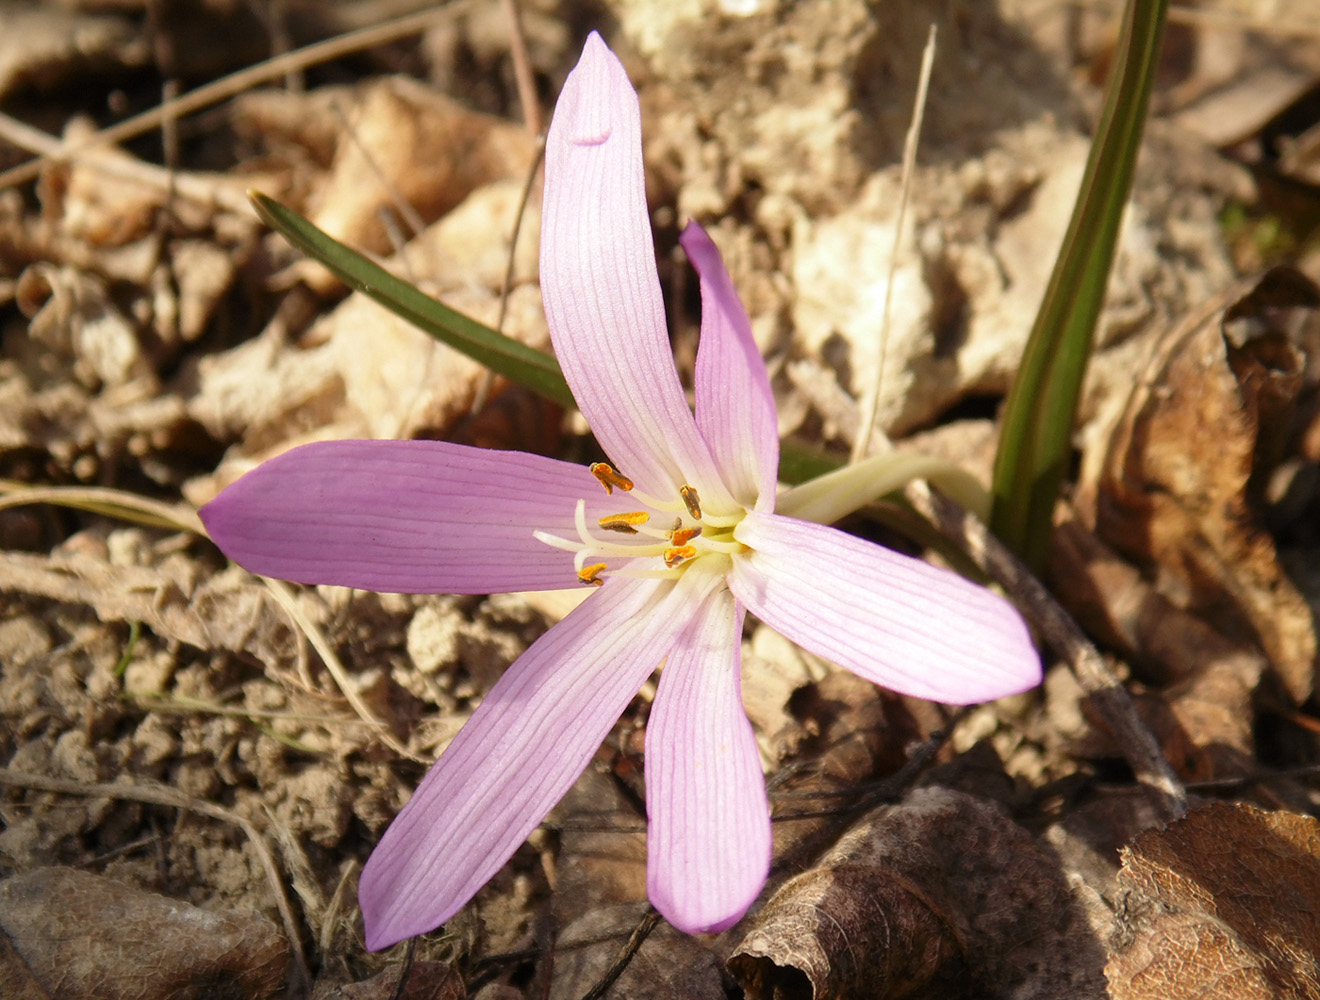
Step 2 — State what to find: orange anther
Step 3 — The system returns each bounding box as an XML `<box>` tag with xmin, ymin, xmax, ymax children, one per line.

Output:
<box><xmin>663</xmin><ymin>545</ymin><xmax>697</xmax><ymax>567</ymax></box>
<box><xmin>598</xmin><ymin>511</ymin><xmax>650</xmax><ymax>534</ymax></box>
<box><xmin>669</xmin><ymin>526</ymin><xmax>702</xmax><ymax>546</ymax></box>
<box><xmin>590</xmin><ymin>463</ymin><xmax>634</xmax><ymax>495</ymax></box>
<box><xmin>679</xmin><ymin>484</ymin><xmax>702</xmax><ymax>520</ymax></box>
<box><xmin>578</xmin><ymin>562</ymin><xmax>608</xmax><ymax>587</ymax></box>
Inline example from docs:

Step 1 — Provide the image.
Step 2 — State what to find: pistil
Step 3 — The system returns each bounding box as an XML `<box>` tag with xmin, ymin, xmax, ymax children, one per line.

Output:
<box><xmin>535</xmin><ymin>461</ymin><xmax>748</xmax><ymax>586</ymax></box>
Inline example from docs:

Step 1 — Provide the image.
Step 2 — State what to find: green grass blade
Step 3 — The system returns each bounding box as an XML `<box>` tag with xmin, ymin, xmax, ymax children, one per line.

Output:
<box><xmin>989</xmin><ymin>0</ymin><xmax>1167</xmax><ymax>570</ymax></box>
<box><xmin>249</xmin><ymin>192</ymin><xmax>577</xmax><ymax>409</ymax></box>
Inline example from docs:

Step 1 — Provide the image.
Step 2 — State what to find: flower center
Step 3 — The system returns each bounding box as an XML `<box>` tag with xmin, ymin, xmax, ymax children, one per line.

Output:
<box><xmin>533</xmin><ymin>462</ymin><xmax>746</xmax><ymax>586</ymax></box>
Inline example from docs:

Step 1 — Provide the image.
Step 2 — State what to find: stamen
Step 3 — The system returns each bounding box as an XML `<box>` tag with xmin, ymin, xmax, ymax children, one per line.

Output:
<box><xmin>669</xmin><ymin>526</ymin><xmax>702</xmax><ymax>546</ymax></box>
<box><xmin>664</xmin><ymin>545</ymin><xmax>697</xmax><ymax>567</ymax></box>
<box><xmin>598</xmin><ymin>511</ymin><xmax>650</xmax><ymax>534</ymax></box>
<box><xmin>696</xmin><ymin>536</ymin><xmax>744</xmax><ymax>554</ymax></box>
<box><xmin>679</xmin><ymin>484</ymin><xmax>702</xmax><ymax>520</ymax></box>
<box><xmin>578</xmin><ymin>562</ymin><xmax>607</xmax><ymax>587</ymax></box>
<box><xmin>590</xmin><ymin>462</ymin><xmax>634</xmax><ymax>495</ymax></box>
<box><xmin>532</xmin><ymin>529</ymin><xmax>581</xmax><ymax>554</ymax></box>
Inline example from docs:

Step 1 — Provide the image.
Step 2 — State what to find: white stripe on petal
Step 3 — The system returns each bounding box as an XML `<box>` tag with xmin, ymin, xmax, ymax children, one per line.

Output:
<box><xmin>729</xmin><ymin>511</ymin><xmax>1041</xmax><ymax>704</ymax></box>
<box><xmin>646</xmin><ymin>586</ymin><xmax>769</xmax><ymax>932</ymax></box>
<box><xmin>541</xmin><ymin>34</ymin><xmax>734</xmax><ymax>510</ymax></box>
<box><xmin>359</xmin><ymin>565</ymin><xmax>724</xmax><ymax>949</ymax></box>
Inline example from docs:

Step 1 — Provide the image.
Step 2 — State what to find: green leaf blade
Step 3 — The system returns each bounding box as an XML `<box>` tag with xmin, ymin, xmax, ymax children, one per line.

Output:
<box><xmin>989</xmin><ymin>0</ymin><xmax>1168</xmax><ymax>570</ymax></box>
<box><xmin>249</xmin><ymin>192</ymin><xmax>577</xmax><ymax>410</ymax></box>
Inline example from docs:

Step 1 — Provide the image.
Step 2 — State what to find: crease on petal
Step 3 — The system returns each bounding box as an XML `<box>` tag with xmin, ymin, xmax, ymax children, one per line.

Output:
<box><xmin>683</xmin><ymin>222</ymin><xmax>779</xmax><ymax>511</ymax></box>
<box><xmin>541</xmin><ymin>34</ymin><xmax>733</xmax><ymax>510</ymax></box>
<box><xmin>359</xmin><ymin>566</ymin><xmax>726</xmax><ymax>950</ymax></box>
<box><xmin>729</xmin><ymin>511</ymin><xmax>1042</xmax><ymax>704</ymax></box>
<box><xmin>646</xmin><ymin>587</ymin><xmax>769</xmax><ymax>932</ymax></box>
<box><xmin>199</xmin><ymin>439</ymin><xmax>613</xmax><ymax>594</ymax></box>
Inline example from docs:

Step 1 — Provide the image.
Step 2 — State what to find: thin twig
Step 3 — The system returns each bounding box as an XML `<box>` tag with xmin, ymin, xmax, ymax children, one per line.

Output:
<box><xmin>766</xmin><ymin>718</ymin><xmax>962</xmax><ymax>878</ymax></box>
<box><xmin>0</xmin><ymin>768</ymin><xmax>312</xmax><ymax>995</ymax></box>
<box><xmin>327</xmin><ymin>98</ymin><xmax>429</xmax><ymax>240</ymax></box>
<box><xmin>851</xmin><ymin>24</ymin><xmax>937</xmax><ymax>463</ymax></box>
<box><xmin>261</xmin><ymin>578</ymin><xmax>427</xmax><ymax>763</ymax></box>
<box><xmin>387</xmin><ymin>938</ymin><xmax>418</xmax><ymax>1000</ymax></box>
<box><xmin>0</xmin><ymin>111</ymin><xmax>254</xmax><ymax>213</ymax></box>
<box><xmin>502</xmin><ymin>0</ymin><xmax>544</xmax><ymax>136</ymax></box>
<box><xmin>576</xmin><ymin>909</ymin><xmax>662</xmax><ymax>1000</ymax></box>
<box><xmin>473</xmin><ymin>135</ymin><xmax>546</xmax><ymax>414</ymax></box>
<box><xmin>497</xmin><ymin>137</ymin><xmax>546</xmax><ymax>337</ymax></box>
<box><xmin>0</xmin><ymin>0</ymin><xmax>478</xmax><ymax>192</ymax></box>
<box><xmin>902</xmin><ymin>480</ymin><xmax>1189</xmax><ymax>820</ymax></box>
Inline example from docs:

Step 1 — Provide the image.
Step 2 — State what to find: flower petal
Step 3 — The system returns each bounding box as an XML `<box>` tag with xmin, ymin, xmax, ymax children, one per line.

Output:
<box><xmin>359</xmin><ymin>567</ymin><xmax>724</xmax><ymax>950</ymax></box>
<box><xmin>729</xmin><ymin>511</ymin><xmax>1041</xmax><ymax>704</ymax></box>
<box><xmin>199</xmin><ymin>440</ymin><xmax>613</xmax><ymax>594</ymax></box>
<box><xmin>646</xmin><ymin>586</ymin><xmax>769</xmax><ymax>932</ymax></box>
<box><xmin>542</xmin><ymin>34</ymin><xmax>732</xmax><ymax>509</ymax></box>
<box><xmin>683</xmin><ymin>222</ymin><xmax>779</xmax><ymax>511</ymax></box>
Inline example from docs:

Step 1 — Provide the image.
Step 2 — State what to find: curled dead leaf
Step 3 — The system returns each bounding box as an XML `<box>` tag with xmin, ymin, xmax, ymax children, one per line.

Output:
<box><xmin>729</xmin><ymin>787</ymin><xmax>1106</xmax><ymax>1000</ymax></box>
<box><xmin>1093</xmin><ymin>266</ymin><xmax>1320</xmax><ymax>703</ymax></box>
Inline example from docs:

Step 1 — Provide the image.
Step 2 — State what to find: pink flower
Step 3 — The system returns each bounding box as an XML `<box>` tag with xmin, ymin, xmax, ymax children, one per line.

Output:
<box><xmin>200</xmin><ymin>33</ymin><xmax>1040</xmax><ymax>950</ymax></box>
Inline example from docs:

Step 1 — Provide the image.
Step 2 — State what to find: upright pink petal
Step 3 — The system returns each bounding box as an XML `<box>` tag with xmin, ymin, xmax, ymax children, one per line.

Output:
<box><xmin>683</xmin><ymin>223</ymin><xmax>779</xmax><ymax>511</ymax></box>
<box><xmin>200</xmin><ymin>440</ymin><xmax>612</xmax><ymax>594</ymax></box>
<box><xmin>542</xmin><ymin>34</ymin><xmax>732</xmax><ymax>509</ymax></box>
<box><xmin>646</xmin><ymin>586</ymin><xmax>770</xmax><ymax>933</ymax></box>
<box><xmin>729</xmin><ymin>511</ymin><xmax>1041</xmax><ymax>704</ymax></box>
<box><xmin>360</xmin><ymin>568</ymin><xmax>725</xmax><ymax>950</ymax></box>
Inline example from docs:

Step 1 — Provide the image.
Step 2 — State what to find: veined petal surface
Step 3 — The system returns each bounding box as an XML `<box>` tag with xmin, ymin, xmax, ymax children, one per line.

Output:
<box><xmin>199</xmin><ymin>440</ymin><xmax>611</xmax><ymax>594</ymax></box>
<box><xmin>359</xmin><ymin>567</ymin><xmax>724</xmax><ymax>950</ymax></box>
<box><xmin>683</xmin><ymin>223</ymin><xmax>779</xmax><ymax>511</ymax></box>
<box><xmin>729</xmin><ymin>511</ymin><xmax>1041</xmax><ymax>704</ymax></box>
<box><xmin>646</xmin><ymin>584</ymin><xmax>769</xmax><ymax>932</ymax></box>
<box><xmin>541</xmin><ymin>33</ymin><xmax>732</xmax><ymax>509</ymax></box>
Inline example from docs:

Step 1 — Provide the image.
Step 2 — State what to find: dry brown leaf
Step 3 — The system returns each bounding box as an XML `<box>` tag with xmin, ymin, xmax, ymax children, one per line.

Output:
<box><xmin>767</xmin><ymin>670</ymin><xmax>919</xmax><ymax>866</ymax></box>
<box><xmin>15</xmin><ymin>263</ymin><xmax>148</xmax><ymax>389</ymax></box>
<box><xmin>0</xmin><ymin>7</ymin><xmax>146</xmax><ymax>100</ymax></box>
<box><xmin>1138</xmin><ymin>660</ymin><xmax>1260</xmax><ymax>783</ymax></box>
<box><xmin>729</xmin><ymin>786</ymin><xmax>1107</xmax><ymax>1000</ymax></box>
<box><xmin>1051</xmin><ymin>518</ymin><xmax>1268</xmax><ymax>688</ymax></box>
<box><xmin>555</xmin><ymin>759</ymin><xmax>649</xmax><ymax>919</ymax></box>
<box><xmin>301</xmin><ymin>76</ymin><xmax>539</xmax><ymax>293</ymax></box>
<box><xmin>187</xmin><ymin>179</ymin><xmax>549</xmax><ymax>494</ymax></box>
<box><xmin>550</xmin><ymin>911</ymin><xmax>727</xmax><ymax>1000</ymax></box>
<box><xmin>1093</xmin><ymin>267</ymin><xmax>1320</xmax><ymax>703</ymax></box>
<box><xmin>0</xmin><ymin>866</ymin><xmax>287</xmax><ymax>1000</ymax></box>
<box><xmin>309</xmin><ymin>962</ymin><xmax>464</xmax><ymax>1000</ymax></box>
<box><xmin>1106</xmin><ymin>802</ymin><xmax>1320</xmax><ymax>1000</ymax></box>
<box><xmin>548</xmin><ymin>762</ymin><xmax>727</xmax><ymax>1000</ymax></box>
<box><xmin>0</xmin><ymin>549</ymin><xmax>294</xmax><ymax>664</ymax></box>
<box><xmin>1171</xmin><ymin>65</ymin><xmax>1317</xmax><ymax>150</ymax></box>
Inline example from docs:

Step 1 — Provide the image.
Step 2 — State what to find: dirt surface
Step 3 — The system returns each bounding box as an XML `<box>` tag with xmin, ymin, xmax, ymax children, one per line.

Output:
<box><xmin>3</xmin><ymin>1</ymin><xmax>1320</xmax><ymax>998</ymax></box>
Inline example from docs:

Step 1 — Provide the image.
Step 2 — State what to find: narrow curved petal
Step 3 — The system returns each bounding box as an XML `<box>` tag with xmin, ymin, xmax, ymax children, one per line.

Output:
<box><xmin>646</xmin><ymin>586</ymin><xmax>769</xmax><ymax>932</ymax></box>
<box><xmin>542</xmin><ymin>34</ymin><xmax>732</xmax><ymax>509</ymax></box>
<box><xmin>683</xmin><ymin>222</ymin><xmax>779</xmax><ymax>511</ymax></box>
<box><xmin>729</xmin><ymin>512</ymin><xmax>1042</xmax><ymax>704</ymax></box>
<box><xmin>199</xmin><ymin>440</ymin><xmax>613</xmax><ymax>594</ymax></box>
<box><xmin>360</xmin><ymin>568</ymin><xmax>724</xmax><ymax>950</ymax></box>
